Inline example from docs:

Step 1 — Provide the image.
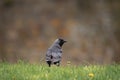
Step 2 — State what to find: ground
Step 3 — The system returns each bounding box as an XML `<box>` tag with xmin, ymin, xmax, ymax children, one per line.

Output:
<box><xmin>0</xmin><ymin>61</ymin><xmax>120</xmax><ymax>80</ymax></box>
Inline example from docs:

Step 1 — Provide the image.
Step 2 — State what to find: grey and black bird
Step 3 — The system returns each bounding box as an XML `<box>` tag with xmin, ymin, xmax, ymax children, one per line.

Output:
<box><xmin>46</xmin><ymin>38</ymin><xmax>67</xmax><ymax>67</ymax></box>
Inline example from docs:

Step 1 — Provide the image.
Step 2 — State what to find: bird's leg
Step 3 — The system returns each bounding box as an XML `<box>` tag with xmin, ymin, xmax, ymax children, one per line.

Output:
<box><xmin>54</xmin><ymin>61</ymin><xmax>60</xmax><ymax>66</ymax></box>
<box><xmin>47</xmin><ymin>61</ymin><xmax>51</xmax><ymax>67</ymax></box>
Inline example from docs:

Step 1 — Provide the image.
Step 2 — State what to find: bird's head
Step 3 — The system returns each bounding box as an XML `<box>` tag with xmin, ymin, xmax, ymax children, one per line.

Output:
<box><xmin>54</xmin><ymin>38</ymin><xmax>67</xmax><ymax>47</ymax></box>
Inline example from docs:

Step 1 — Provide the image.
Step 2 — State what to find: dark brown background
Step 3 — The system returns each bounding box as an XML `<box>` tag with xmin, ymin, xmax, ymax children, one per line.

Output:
<box><xmin>0</xmin><ymin>0</ymin><xmax>120</xmax><ymax>65</ymax></box>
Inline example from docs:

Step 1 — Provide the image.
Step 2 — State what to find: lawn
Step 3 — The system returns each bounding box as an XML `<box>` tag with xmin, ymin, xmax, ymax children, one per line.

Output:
<box><xmin>0</xmin><ymin>61</ymin><xmax>120</xmax><ymax>80</ymax></box>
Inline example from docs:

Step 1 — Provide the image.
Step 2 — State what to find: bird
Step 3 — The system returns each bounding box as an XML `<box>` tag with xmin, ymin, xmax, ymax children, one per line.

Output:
<box><xmin>46</xmin><ymin>38</ymin><xmax>67</xmax><ymax>67</ymax></box>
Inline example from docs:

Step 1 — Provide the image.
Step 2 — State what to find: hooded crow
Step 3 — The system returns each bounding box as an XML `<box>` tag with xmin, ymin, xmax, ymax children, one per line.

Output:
<box><xmin>46</xmin><ymin>38</ymin><xmax>67</xmax><ymax>67</ymax></box>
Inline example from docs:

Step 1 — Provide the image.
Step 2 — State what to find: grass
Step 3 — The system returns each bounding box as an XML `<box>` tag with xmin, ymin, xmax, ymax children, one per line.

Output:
<box><xmin>0</xmin><ymin>61</ymin><xmax>120</xmax><ymax>80</ymax></box>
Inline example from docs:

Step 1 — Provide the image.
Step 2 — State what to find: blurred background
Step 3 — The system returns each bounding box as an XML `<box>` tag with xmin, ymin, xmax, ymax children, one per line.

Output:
<box><xmin>0</xmin><ymin>0</ymin><xmax>120</xmax><ymax>65</ymax></box>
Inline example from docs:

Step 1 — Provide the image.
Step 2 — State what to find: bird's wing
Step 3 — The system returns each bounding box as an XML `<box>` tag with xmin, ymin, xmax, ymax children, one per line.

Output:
<box><xmin>46</xmin><ymin>49</ymin><xmax>52</xmax><ymax>61</ymax></box>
